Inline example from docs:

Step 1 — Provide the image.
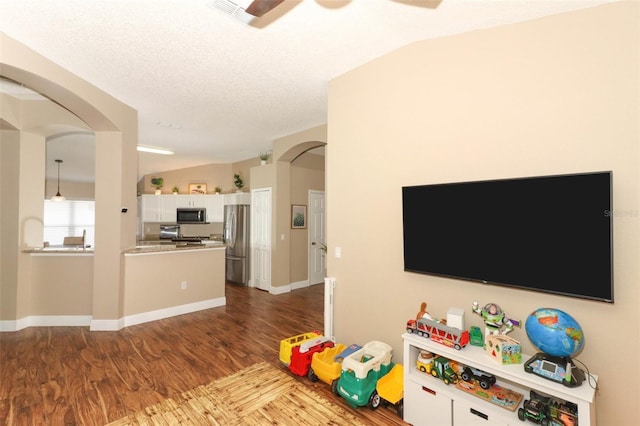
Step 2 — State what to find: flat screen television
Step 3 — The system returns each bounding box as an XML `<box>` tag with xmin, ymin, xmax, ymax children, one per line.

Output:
<box><xmin>402</xmin><ymin>171</ymin><xmax>613</xmax><ymax>303</ymax></box>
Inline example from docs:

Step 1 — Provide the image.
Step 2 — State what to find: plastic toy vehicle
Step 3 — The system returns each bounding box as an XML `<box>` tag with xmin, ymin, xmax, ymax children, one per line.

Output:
<box><xmin>518</xmin><ymin>391</ymin><xmax>550</xmax><ymax>424</ymax></box>
<box><xmin>288</xmin><ymin>336</ymin><xmax>334</xmax><ymax>377</ymax></box>
<box><xmin>308</xmin><ymin>343</ymin><xmax>361</xmax><ymax>394</ymax></box>
<box><xmin>461</xmin><ymin>366</ymin><xmax>496</xmax><ymax>390</ymax></box>
<box><xmin>430</xmin><ymin>356</ymin><xmax>458</xmax><ymax>385</ymax></box>
<box><xmin>376</xmin><ymin>363</ymin><xmax>404</xmax><ymax>418</ymax></box>
<box><xmin>337</xmin><ymin>341</ymin><xmax>394</xmax><ymax>409</ymax></box>
<box><xmin>406</xmin><ymin>317</ymin><xmax>470</xmax><ymax>350</ymax></box>
<box><xmin>416</xmin><ymin>350</ymin><xmax>434</xmax><ymax>374</ymax></box>
<box><xmin>518</xmin><ymin>390</ymin><xmax>578</xmax><ymax>426</ymax></box>
<box><xmin>278</xmin><ymin>331</ymin><xmax>321</xmax><ymax>366</ymax></box>
<box><xmin>470</xmin><ymin>326</ymin><xmax>484</xmax><ymax>346</ymax></box>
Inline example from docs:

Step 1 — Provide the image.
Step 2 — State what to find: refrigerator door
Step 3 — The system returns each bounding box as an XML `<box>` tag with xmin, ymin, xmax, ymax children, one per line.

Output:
<box><xmin>224</xmin><ymin>205</ymin><xmax>249</xmax><ymax>258</ymax></box>
<box><xmin>226</xmin><ymin>255</ymin><xmax>248</xmax><ymax>284</ymax></box>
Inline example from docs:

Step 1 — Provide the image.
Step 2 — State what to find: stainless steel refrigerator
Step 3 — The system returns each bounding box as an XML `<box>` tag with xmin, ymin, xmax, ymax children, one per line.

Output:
<box><xmin>224</xmin><ymin>204</ymin><xmax>250</xmax><ymax>285</ymax></box>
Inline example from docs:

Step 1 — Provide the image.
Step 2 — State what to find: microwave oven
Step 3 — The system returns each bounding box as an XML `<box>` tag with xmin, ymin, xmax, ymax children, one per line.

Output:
<box><xmin>177</xmin><ymin>208</ymin><xmax>207</xmax><ymax>224</ymax></box>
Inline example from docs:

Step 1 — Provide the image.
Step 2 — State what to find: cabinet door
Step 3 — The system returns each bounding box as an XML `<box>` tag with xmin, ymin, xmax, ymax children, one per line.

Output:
<box><xmin>205</xmin><ymin>195</ymin><xmax>224</xmax><ymax>222</ymax></box>
<box><xmin>176</xmin><ymin>195</ymin><xmax>192</xmax><ymax>208</ymax></box>
<box><xmin>160</xmin><ymin>195</ymin><xmax>177</xmax><ymax>222</ymax></box>
<box><xmin>404</xmin><ymin>380</ymin><xmax>452</xmax><ymax>426</ymax></box>
<box><xmin>140</xmin><ymin>195</ymin><xmax>161</xmax><ymax>222</ymax></box>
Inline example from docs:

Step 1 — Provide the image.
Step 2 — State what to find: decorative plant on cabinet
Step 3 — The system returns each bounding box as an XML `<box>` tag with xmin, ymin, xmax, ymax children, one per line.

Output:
<box><xmin>151</xmin><ymin>177</ymin><xmax>164</xmax><ymax>195</ymax></box>
<box><xmin>234</xmin><ymin>174</ymin><xmax>244</xmax><ymax>192</ymax></box>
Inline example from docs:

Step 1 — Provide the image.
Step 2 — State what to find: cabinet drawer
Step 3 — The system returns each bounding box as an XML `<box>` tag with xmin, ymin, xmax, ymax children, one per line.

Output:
<box><xmin>404</xmin><ymin>379</ymin><xmax>452</xmax><ymax>426</ymax></box>
<box><xmin>453</xmin><ymin>398</ymin><xmax>513</xmax><ymax>426</ymax></box>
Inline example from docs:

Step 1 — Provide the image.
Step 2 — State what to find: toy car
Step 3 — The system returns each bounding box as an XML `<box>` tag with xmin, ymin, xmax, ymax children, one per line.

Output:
<box><xmin>278</xmin><ymin>331</ymin><xmax>322</xmax><ymax>366</ymax></box>
<box><xmin>416</xmin><ymin>350</ymin><xmax>434</xmax><ymax>374</ymax></box>
<box><xmin>430</xmin><ymin>356</ymin><xmax>458</xmax><ymax>385</ymax></box>
<box><xmin>518</xmin><ymin>391</ymin><xmax>550</xmax><ymax>424</ymax></box>
<box><xmin>337</xmin><ymin>341</ymin><xmax>394</xmax><ymax>409</ymax></box>
<box><xmin>461</xmin><ymin>366</ymin><xmax>496</xmax><ymax>390</ymax></box>
<box><xmin>308</xmin><ymin>343</ymin><xmax>361</xmax><ymax>394</ymax></box>
<box><xmin>288</xmin><ymin>336</ymin><xmax>334</xmax><ymax>377</ymax></box>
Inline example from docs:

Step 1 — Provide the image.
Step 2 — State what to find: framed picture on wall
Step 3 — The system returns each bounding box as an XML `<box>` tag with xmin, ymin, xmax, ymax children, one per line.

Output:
<box><xmin>188</xmin><ymin>183</ymin><xmax>207</xmax><ymax>194</ymax></box>
<box><xmin>291</xmin><ymin>204</ymin><xmax>307</xmax><ymax>229</ymax></box>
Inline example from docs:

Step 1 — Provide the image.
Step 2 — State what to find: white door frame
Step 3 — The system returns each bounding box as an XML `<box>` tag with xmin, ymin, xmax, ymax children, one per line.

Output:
<box><xmin>308</xmin><ymin>190</ymin><xmax>326</xmax><ymax>285</ymax></box>
<box><xmin>250</xmin><ymin>188</ymin><xmax>272</xmax><ymax>291</ymax></box>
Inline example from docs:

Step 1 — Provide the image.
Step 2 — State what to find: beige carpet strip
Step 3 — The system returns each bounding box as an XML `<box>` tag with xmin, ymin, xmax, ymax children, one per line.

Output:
<box><xmin>107</xmin><ymin>362</ymin><xmax>366</xmax><ymax>425</ymax></box>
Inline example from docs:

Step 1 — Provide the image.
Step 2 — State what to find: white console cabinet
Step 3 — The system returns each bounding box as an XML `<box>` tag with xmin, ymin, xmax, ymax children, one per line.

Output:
<box><xmin>402</xmin><ymin>333</ymin><xmax>597</xmax><ymax>426</ymax></box>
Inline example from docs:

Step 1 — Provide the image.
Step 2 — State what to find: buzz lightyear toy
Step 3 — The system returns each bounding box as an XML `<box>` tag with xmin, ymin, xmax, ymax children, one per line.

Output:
<box><xmin>472</xmin><ymin>301</ymin><xmax>520</xmax><ymax>344</ymax></box>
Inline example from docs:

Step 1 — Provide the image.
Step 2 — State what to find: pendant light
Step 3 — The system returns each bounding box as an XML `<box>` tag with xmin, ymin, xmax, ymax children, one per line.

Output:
<box><xmin>51</xmin><ymin>159</ymin><xmax>66</xmax><ymax>202</ymax></box>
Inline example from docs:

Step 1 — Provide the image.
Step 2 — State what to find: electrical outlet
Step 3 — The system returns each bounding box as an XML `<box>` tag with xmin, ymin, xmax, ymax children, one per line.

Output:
<box><xmin>181</xmin><ymin>281</ymin><xmax>187</xmax><ymax>290</ymax></box>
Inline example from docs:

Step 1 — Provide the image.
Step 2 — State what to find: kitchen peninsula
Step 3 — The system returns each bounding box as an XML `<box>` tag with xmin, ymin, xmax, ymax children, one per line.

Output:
<box><xmin>21</xmin><ymin>243</ymin><xmax>226</xmax><ymax>329</ymax></box>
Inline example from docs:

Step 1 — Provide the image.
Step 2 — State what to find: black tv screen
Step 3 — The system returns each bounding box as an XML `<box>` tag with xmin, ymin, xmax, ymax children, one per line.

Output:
<box><xmin>402</xmin><ymin>171</ymin><xmax>613</xmax><ymax>303</ymax></box>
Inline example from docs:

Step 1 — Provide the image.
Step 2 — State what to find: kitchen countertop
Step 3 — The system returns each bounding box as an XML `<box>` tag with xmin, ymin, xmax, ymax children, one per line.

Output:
<box><xmin>23</xmin><ymin>241</ymin><xmax>226</xmax><ymax>255</ymax></box>
<box><xmin>124</xmin><ymin>240</ymin><xmax>226</xmax><ymax>254</ymax></box>
<box><xmin>23</xmin><ymin>246</ymin><xmax>94</xmax><ymax>254</ymax></box>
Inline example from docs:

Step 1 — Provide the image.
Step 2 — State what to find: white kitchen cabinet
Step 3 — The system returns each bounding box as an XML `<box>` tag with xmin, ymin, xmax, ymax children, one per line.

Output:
<box><xmin>204</xmin><ymin>194</ymin><xmax>224</xmax><ymax>222</ymax></box>
<box><xmin>176</xmin><ymin>194</ymin><xmax>206</xmax><ymax>208</ymax></box>
<box><xmin>402</xmin><ymin>333</ymin><xmax>597</xmax><ymax>426</ymax></box>
<box><xmin>176</xmin><ymin>194</ymin><xmax>223</xmax><ymax>222</ymax></box>
<box><xmin>139</xmin><ymin>195</ymin><xmax>177</xmax><ymax>223</ymax></box>
<box><xmin>223</xmin><ymin>192</ymin><xmax>251</xmax><ymax>205</ymax></box>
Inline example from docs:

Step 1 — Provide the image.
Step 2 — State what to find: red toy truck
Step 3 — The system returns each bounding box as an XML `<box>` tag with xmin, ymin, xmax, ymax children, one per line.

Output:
<box><xmin>288</xmin><ymin>336</ymin><xmax>334</xmax><ymax>377</ymax></box>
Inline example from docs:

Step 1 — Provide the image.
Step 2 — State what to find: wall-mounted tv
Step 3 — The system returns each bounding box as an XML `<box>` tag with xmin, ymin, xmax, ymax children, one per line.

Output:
<box><xmin>402</xmin><ymin>171</ymin><xmax>613</xmax><ymax>303</ymax></box>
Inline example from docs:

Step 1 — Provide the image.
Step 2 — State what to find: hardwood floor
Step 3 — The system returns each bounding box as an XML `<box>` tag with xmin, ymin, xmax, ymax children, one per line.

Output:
<box><xmin>1</xmin><ymin>283</ymin><xmax>408</xmax><ymax>425</ymax></box>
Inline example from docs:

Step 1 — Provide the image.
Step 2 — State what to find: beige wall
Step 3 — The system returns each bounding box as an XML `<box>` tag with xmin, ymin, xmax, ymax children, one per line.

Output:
<box><xmin>138</xmin><ymin>162</ymin><xmax>233</xmax><ymax>195</ymax></box>
<box><xmin>45</xmin><ymin>179</ymin><xmax>95</xmax><ymax>199</ymax></box>
<box><xmin>123</xmin><ymin>248</ymin><xmax>225</xmax><ymax>316</ymax></box>
<box><xmin>327</xmin><ymin>3</ymin><xmax>638</xmax><ymax>424</ymax></box>
<box><xmin>30</xmin><ymin>255</ymin><xmax>93</xmax><ymax>315</ymax></box>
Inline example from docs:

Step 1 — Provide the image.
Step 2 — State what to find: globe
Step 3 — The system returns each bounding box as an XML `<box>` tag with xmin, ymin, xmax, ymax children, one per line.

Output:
<box><xmin>525</xmin><ymin>308</ymin><xmax>585</xmax><ymax>358</ymax></box>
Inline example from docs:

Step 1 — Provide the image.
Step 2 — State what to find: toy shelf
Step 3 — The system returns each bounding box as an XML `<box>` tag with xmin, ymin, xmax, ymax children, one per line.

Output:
<box><xmin>402</xmin><ymin>333</ymin><xmax>598</xmax><ymax>426</ymax></box>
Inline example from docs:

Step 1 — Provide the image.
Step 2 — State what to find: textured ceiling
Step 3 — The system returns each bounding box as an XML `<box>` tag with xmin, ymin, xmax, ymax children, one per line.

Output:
<box><xmin>0</xmin><ymin>0</ymin><xmax>615</xmax><ymax>181</ymax></box>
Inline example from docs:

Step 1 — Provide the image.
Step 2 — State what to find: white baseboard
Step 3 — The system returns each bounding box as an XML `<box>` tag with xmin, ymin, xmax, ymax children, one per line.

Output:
<box><xmin>270</xmin><ymin>285</ymin><xmax>291</xmax><ymax>295</ymax></box>
<box><xmin>122</xmin><ymin>297</ymin><xmax>226</xmax><ymax>328</ymax></box>
<box><xmin>0</xmin><ymin>315</ymin><xmax>92</xmax><ymax>331</ymax></box>
<box><xmin>290</xmin><ymin>280</ymin><xmax>309</xmax><ymax>290</ymax></box>
<box><xmin>1</xmin><ymin>298</ymin><xmax>227</xmax><ymax>332</ymax></box>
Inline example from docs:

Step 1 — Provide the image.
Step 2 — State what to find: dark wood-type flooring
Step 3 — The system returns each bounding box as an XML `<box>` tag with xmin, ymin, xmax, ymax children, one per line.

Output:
<box><xmin>1</xmin><ymin>282</ymin><xmax>408</xmax><ymax>425</ymax></box>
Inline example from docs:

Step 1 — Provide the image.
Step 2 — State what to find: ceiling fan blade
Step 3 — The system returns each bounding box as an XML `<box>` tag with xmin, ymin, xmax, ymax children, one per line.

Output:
<box><xmin>245</xmin><ymin>0</ymin><xmax>285</xmax><ymax>17</ymax></box>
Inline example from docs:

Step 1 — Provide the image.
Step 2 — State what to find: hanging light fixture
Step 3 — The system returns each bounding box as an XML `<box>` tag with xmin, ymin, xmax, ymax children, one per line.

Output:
<box><xmin>51</xmin><ymin>159</ymin><xmax>66</xmax><ymax>202</ymax></box>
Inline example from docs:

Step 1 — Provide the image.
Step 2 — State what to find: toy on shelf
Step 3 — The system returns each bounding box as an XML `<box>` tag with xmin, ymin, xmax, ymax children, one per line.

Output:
<box><xmin>486</xmin><ymin>334</ymin><xmax>522</xmax><ymax>365</ymax></box>
<box><xmin>376</xmin><ymin>363</ymin><xmax>404</xmax><ymax>418</ymax></box>
<box><xmin>472</xmin><ymin>301</ymin><xmax>521</xmax><ymax>344</ymax></box>
<box><xmin>470</xmin><ymin>326</ymin><xmax>484</xmax><ymax>346</ymax></box>
<box><xmin>460</xmin><ymin>366</ymin><xmax>496</xmax><ymax>390</ymax></box>
<box><xmin>524</xmin><ymin>308</ymin><xmax>586</xmax><ymax>388</ymax></box>
<box><xmin>288</xmin><ymin>335</ymin><xmax>334</xmax><ymax>377</ymax></box>
<box><xmin>517</xmin><ymin>390</ymin><xmax>578</xmax><ymax>425</ymax></box>
<box><xmin>278</xmin><ymin>331</ymin><xmax>322</xmax><ymax>366</ymax></box>
<box><xmin>406</xmin><ymin>316</ymin><xmax>470</xmax><ymax>350</ymax></box>
<box><xmin>416</xmin><ymin>350</ymin><xmax>434</xmax><ymax>374</ymax></box>
<box><xmin>308</xmin><ymin>343</ymin><xmax>362</xmax><ymax>394</ymax></box>
<box><xmin>430</xmin><ymin>356</ymin><xmax>459</xmax><ymax>385</ymax></box>
<box><xmin>337</xmin><ymin>340</ymin><xmax>395</xmax><ymax>409</ymax></box>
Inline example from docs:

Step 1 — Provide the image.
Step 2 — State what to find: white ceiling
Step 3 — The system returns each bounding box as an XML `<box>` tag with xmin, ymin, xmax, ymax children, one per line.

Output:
<box><xmin>0</xmin><ymin>0</ymin><xmax>615</xmax><ymax>181</ymax></box>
